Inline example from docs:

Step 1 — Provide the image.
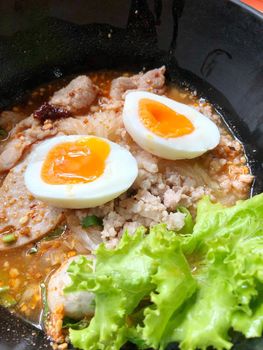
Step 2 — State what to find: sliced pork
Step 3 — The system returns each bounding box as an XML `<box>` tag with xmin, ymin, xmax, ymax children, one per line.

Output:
<box><xmin>0</xmin><ymin>160</ymin><xmax>63</xmax><ymax>250</ymax></box>
<box><xmin>109</xmin><ymin>66</ymin><xmax>166</xmax><ymax>100</ymax></box>
<box><xmin>50</xmin><ymin>75</ymin><xmax>98</xmax><ymax>113</ymax></box>
<box><xmin>0</xmin><ymin>116</ymin><xmax>57</xmax><ymax>173</ymax></box>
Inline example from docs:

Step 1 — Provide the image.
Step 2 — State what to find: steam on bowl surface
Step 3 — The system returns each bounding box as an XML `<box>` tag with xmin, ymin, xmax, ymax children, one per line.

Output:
<box><xmin>0</xmin><ymin>0</ymin><xmax>262</xmax><ymax>349</ymax></box>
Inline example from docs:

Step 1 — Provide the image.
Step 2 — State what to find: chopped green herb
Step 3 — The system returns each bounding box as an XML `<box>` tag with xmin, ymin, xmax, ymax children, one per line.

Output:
<box><xmin>81</xmin><ymin>215</ymin><xmax>103</xmax><ymax>228</ymax></box>
<box><xmin>0</xmin><ymin>286</ymin><xmax>9</xmax><ymax>293</ymax></box>
<box><xmin>40</xmin><ymin>283</ymin><xmax>49</xmax><ymax>327</ymax></box>
<box><xmin>27</xmin><ymin>246</ymin><xmax>38</xmax><ymax>255</ymax></box>
<box><xmin>43</xmin><ymin>226</ymin><xmax>65</xmax><ymax>241</ymax></box>
<box><xmin>63</xmin><ymin>317</ymin><xmax>90</xmax><ymax>330</ymax></box>
<box><xmin>0</xmin><ymin>294</ymin><xmax>17</xmax><ymax>308</ymax></box>
<box><xmin>0</xmin><ymin>128</ymin><xmax>8</xmax><ymax>139</ymax></box>
<box><xmin>2</xmin><ymin>233</ymin><xmax>17</xmax><ymax>244</ymax></box>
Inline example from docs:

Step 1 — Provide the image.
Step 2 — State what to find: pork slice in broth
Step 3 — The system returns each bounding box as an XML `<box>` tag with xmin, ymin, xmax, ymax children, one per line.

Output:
<box><xmin>50</xmin><ymin>75</ymin><xmax>98</xmax><ymax>113</ymax></box>
<box><xmin>0</xmin><ymin>160</ymin><xmax>63</xmax><ymax>250</ymax></box>
<box><xmin>109</xmin><ymin>66</ymin><xmax>166</xmax><ymax>100</ymax></box>
<box><xmin>0</xmin><ymin>116</ymin><xmax>58</xmax><ymax>173</ymax></box>
<box><xmin>0</xmin><ymin>74</ymin><xmax>99</xmax><ymax>173</ymax></box>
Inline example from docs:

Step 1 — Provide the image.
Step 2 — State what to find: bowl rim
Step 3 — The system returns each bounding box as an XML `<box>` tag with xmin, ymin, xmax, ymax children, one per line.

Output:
<box><xmin>230</xmin><ymin>0</ymin><xmax>263</xmax><ymax>18</ymax></box>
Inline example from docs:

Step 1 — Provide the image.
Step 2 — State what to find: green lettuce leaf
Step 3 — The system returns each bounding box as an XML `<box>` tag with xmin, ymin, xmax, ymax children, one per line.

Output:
<box><xmin>176</xmin><ymin>207</ymin><xmax>194</xmax><ymax>235</ymax></box>
<box><xmin>161</xmin><ymin>194</ymin><xmax>263</xmax><ymax>350</ymax></box>
<box><xmin>66</xmin><ymin>227</ymin><xmax>157</xmax><ymax>350</ymax></box>
<box><xmin>66</xmin><ymin>224</ymin><xmax>195</xmax><ymax>350</ymax></box>
<box><xmin>64</xmin><ymin>194</ymin><xmax>263</xmax><ymax>350</ymax></box>
<box><xmin>137</xmin><ymin>225</ymin><xmax>196</xmax><ymax>349</ymax></box>
<box><xmin>183</xmin><ymin>194</ymin><xmax>263</xmax><ymax>255</ymax></box>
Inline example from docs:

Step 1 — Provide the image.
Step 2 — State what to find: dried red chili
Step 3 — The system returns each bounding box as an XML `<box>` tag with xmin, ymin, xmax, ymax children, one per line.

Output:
<box><xmin>33</xmin><ymin>102</ymin><xmax>72</xmax><ymax>123</ymax></box>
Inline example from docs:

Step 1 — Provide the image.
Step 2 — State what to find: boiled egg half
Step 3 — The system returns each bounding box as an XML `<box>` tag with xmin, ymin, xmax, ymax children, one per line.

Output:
<box><xmin>24</xmin><ymin>135</ymin><xmax>138</xmax><ymax>208</ymax></box>
<box><xmin>123</xmin><ymin>91</ymin><xmax>220</xmax><ymax>159</ymax></box>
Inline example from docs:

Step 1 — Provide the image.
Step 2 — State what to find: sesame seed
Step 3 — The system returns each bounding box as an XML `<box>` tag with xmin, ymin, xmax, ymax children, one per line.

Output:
<box><xmin>19</xmin><ymin>215</ymin><xmax>29</xmax><ymax>225</ymax></box>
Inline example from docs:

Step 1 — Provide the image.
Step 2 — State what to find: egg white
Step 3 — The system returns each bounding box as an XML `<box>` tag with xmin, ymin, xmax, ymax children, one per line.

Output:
<box><xmin>24</xmin><ymin>135</ymin><xmax>138</xmax><ymax>209</ymax></box>
<box><xmin>123</xmin><ymin>91</ymin><xmax>220</xmax><ymax>160</ymax></box>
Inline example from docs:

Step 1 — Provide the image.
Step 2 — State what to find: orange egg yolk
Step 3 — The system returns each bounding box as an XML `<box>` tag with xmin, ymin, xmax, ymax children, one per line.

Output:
<box><xmin>139</xmin><ymin>98</ymin><xmax>195</xmax><ymax>138</ymax></box>
<box><xmin>41</xmin><ymin>137</ymin><xmax>110</xmax><ymax>185</ymax></box>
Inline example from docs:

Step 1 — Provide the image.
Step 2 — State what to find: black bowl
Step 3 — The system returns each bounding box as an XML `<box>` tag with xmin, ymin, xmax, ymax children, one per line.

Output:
<box><xmin>0</xmin><ymin>0</ymin><xmax>262</xmax><ymax>349</ymax></box>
